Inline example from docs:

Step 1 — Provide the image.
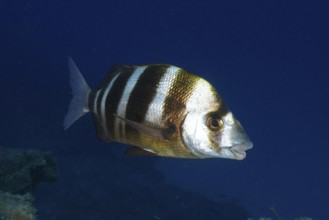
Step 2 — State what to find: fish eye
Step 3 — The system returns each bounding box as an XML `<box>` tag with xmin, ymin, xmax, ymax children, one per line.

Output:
<box><xmin>206</xmin><ymin>115</ymin><xmax>223</xmax><ymax>131</ymax></box>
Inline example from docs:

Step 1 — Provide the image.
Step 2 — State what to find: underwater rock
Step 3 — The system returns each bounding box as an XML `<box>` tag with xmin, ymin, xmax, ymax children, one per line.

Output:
<box><xmin>0</xmin><ymin>191</ymin><xmax>36</xmax><ymax>220</ymax></box>
<box><xmin>0</xmin><ymin>147</ymin><xmax>58</xmax><ymax>194</ymax></box>
<box><xmin>39</xmin><ymin>179</ymin><xmax>251</xmax><ymax>220</ymax></box>
<box><xmin>105</xmin><ymin>182</ymin><xmax>252</xmax><ymax>220</ymax></box>
<box><xmin>34</xmin><ymin>151</ymin><xmax>251</xmax><ymax>219</ymax></box>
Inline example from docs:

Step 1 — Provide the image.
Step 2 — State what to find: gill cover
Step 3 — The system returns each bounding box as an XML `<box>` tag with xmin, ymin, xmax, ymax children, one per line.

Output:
<box><xmin>181</xmin><ymin>112</ymin><xmax>219</xmax><ymax>158</ymax></box>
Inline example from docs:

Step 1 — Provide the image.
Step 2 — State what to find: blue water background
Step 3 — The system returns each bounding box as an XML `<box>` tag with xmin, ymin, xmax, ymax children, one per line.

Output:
<box><xmin>1</xmin><ymin>0</ymin><xmax>328</xmax><ymax>219</ymax></box>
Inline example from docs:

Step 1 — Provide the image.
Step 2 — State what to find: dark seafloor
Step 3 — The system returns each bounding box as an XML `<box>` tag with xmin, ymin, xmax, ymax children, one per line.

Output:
<box><xmin>1</xmin><ymin>0</ymin><xmax>329</xmax><ymax>219</ymax></box>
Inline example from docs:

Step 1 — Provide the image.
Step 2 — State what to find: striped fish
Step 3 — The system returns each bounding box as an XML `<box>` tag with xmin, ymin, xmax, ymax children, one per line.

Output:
<box><xmin>64</xmin><ymin>58</ymin><xmax>253</xmax><ymax>160</ymax></box>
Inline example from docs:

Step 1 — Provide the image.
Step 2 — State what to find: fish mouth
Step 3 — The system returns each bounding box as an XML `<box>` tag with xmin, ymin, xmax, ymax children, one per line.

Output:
<box><xmin>220</xmin><ymin>141</ymin><xmax>253</xmax><ymax>160</ymax></box>
<box><xmin>217</xmin><ymin>115</ymin><xmax>253</xmax><ymax>160</ymax></box>
<box><xmin>229</xmin><ymin>141</ymin><xmax>253</xmax><ymax>160</ymax></box>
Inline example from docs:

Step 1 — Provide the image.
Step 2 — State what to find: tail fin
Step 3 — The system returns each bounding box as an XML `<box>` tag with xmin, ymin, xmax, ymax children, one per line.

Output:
<box><xmin>63</xmin><ymin>57</ymin><xmax>91</xmax><ymax>130</ymax></box>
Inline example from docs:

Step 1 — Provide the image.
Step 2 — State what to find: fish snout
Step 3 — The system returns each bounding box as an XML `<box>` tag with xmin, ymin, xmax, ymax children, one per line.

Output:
<box><xmin>218</xmin><ymin>118</ymin><xmax>253</xmax><ymax>160</ymax></box>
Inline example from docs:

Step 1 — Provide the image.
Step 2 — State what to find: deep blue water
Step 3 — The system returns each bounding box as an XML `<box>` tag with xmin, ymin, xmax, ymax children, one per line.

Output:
<box><xmin>1</xmin><ymin>0</ymin><xmax>329</xmax><ymax>219</ymax></box>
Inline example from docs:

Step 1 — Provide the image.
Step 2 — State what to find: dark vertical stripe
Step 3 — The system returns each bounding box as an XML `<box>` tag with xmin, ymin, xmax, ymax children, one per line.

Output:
<box><xmin>96</xmin><ymin>65</ymin><xmax>129</xmax><ymax>117</ymax></box>
<box><xmin>105</xmin><ymin>66</ymin><xmax>135</xmax><ymax>138</ymax></box>
<box><xmin>162</xmin><ymin>69</ymin><xmax>199</xmax><ymax>123</ymax></box>
<box><xmin>217</xmin><ymin>100</ymin><xmax>230</xmax><ymax>117</ymax></box>
<box><xmin>96</xmin><ymin>90</ymin><xmax>104</xmax><ymax>120</ymax></box>
<box><xmin>87</xmin><ymin>90</ymin><xmax>108</xmax><ymax>141</ymax></box>
<box><xmin>125</xmin><ymin>65</ymin><xmax>169</xmax><ymax>136</ymax></box>
<box><xmin>209</xmin><ymin>86</ymin><xmax>229</xmax><ymax>116</ymax></box>
<box><xmin>96</xmin><ymin>64</ymin><xmax>130</xmax><ymax>90</ymax></box>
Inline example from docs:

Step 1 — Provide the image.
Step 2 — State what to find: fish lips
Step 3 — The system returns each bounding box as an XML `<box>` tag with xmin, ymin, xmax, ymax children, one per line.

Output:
<box><xmin>220</xmin><ymin>141</ymin><xmax>253</xmax><ymax>160</ymax></box>
<box><xmin>230</xmin><ymin>141</ymin><xmax>253</xmax><ymax>160</ymax></box>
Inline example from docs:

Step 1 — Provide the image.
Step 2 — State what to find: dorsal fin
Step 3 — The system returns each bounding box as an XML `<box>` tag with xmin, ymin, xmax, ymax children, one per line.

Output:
<box><xmin>96</xmin><ymin>64</ymin><xmax>133</xmax><ymax>90</ymax></box>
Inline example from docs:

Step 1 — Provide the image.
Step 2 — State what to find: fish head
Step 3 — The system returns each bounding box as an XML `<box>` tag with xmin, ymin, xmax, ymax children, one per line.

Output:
<box><xmin>182</xmin><ymin>110</ymin><xmax>253</xmax><ymax>160</ymax></box>
<box><xmin>181</xmin><ymin>79</ymin><xmax>252</xmax><ymax>160</ymax></box>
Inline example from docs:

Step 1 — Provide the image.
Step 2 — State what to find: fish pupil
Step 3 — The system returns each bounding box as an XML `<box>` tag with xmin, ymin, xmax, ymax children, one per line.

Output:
<box><xmin>211</xmin><ymin>119</ymin><xmax>219</xmax><ymax>127</ymax></box>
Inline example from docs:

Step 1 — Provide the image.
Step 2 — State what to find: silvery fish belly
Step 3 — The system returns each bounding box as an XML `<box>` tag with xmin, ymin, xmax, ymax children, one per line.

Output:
<box><xmin>64</xmin><ymin>58</ymin><xmax>253</xmax><ymax>160</ymax></box>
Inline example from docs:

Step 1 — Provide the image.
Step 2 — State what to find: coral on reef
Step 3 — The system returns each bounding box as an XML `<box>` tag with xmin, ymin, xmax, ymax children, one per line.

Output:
<box><xmin>0</xmin><ymin>191</ymin><xmax>36</xmax><ymax>220</ymax></box>
<box><xmin>0</xmin><ymin>147</ymin><xmax>58</xmax><ymax>194</ymax></box>
<box><xmin>0</xmin><ymin>147</ymin><xmax>59</xmax><ymax>220</ymax></box>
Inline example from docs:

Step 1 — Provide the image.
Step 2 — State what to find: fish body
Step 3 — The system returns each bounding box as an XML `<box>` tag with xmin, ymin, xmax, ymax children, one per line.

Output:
<box><xmin>64</xmin><ymin>58</ymin><xmax>253</xmax><ymax>160</ymax></box>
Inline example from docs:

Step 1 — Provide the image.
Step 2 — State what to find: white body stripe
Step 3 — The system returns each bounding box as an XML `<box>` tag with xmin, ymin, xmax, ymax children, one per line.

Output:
<box><xmin>144</xmin><ymin>66</ymin><xmax>179</xmax><ymax>126</ymax></box>
<box><xmin>183</xmin><ymin>79</ymin><xmax>220</xmax><ymax>157</ymax></box>
<box><xmin>100</xmin><ymin>73</ymin><xmax>121</xmax><ymax>136</ymax></box>
<box><xmin>186</xmin><ymin>78</ymin><xmax>219</xmax><ymax>112</ymax></box>
<box><xmin>114</xmin><ymin>66</ymin><xmax>146</xmax><ymax>141</ymax></box>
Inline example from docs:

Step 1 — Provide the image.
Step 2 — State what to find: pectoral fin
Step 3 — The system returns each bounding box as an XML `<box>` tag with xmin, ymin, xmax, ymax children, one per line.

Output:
<box><xmin>124</xmin><ymin>147</ymin><xmax>157</xmax><ymax>156</ymax></box>
<box><xmin>113</xmin><ymin>114</ymin><xmax>175</xmax><ymax>140</ymax></box>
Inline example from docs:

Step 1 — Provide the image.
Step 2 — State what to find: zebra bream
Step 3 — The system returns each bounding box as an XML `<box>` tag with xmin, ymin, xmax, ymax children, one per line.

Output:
<box><xmin>64</xmin><ymin>58</ymin><xmax>253</xmax><ymax>160</ymax></box>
